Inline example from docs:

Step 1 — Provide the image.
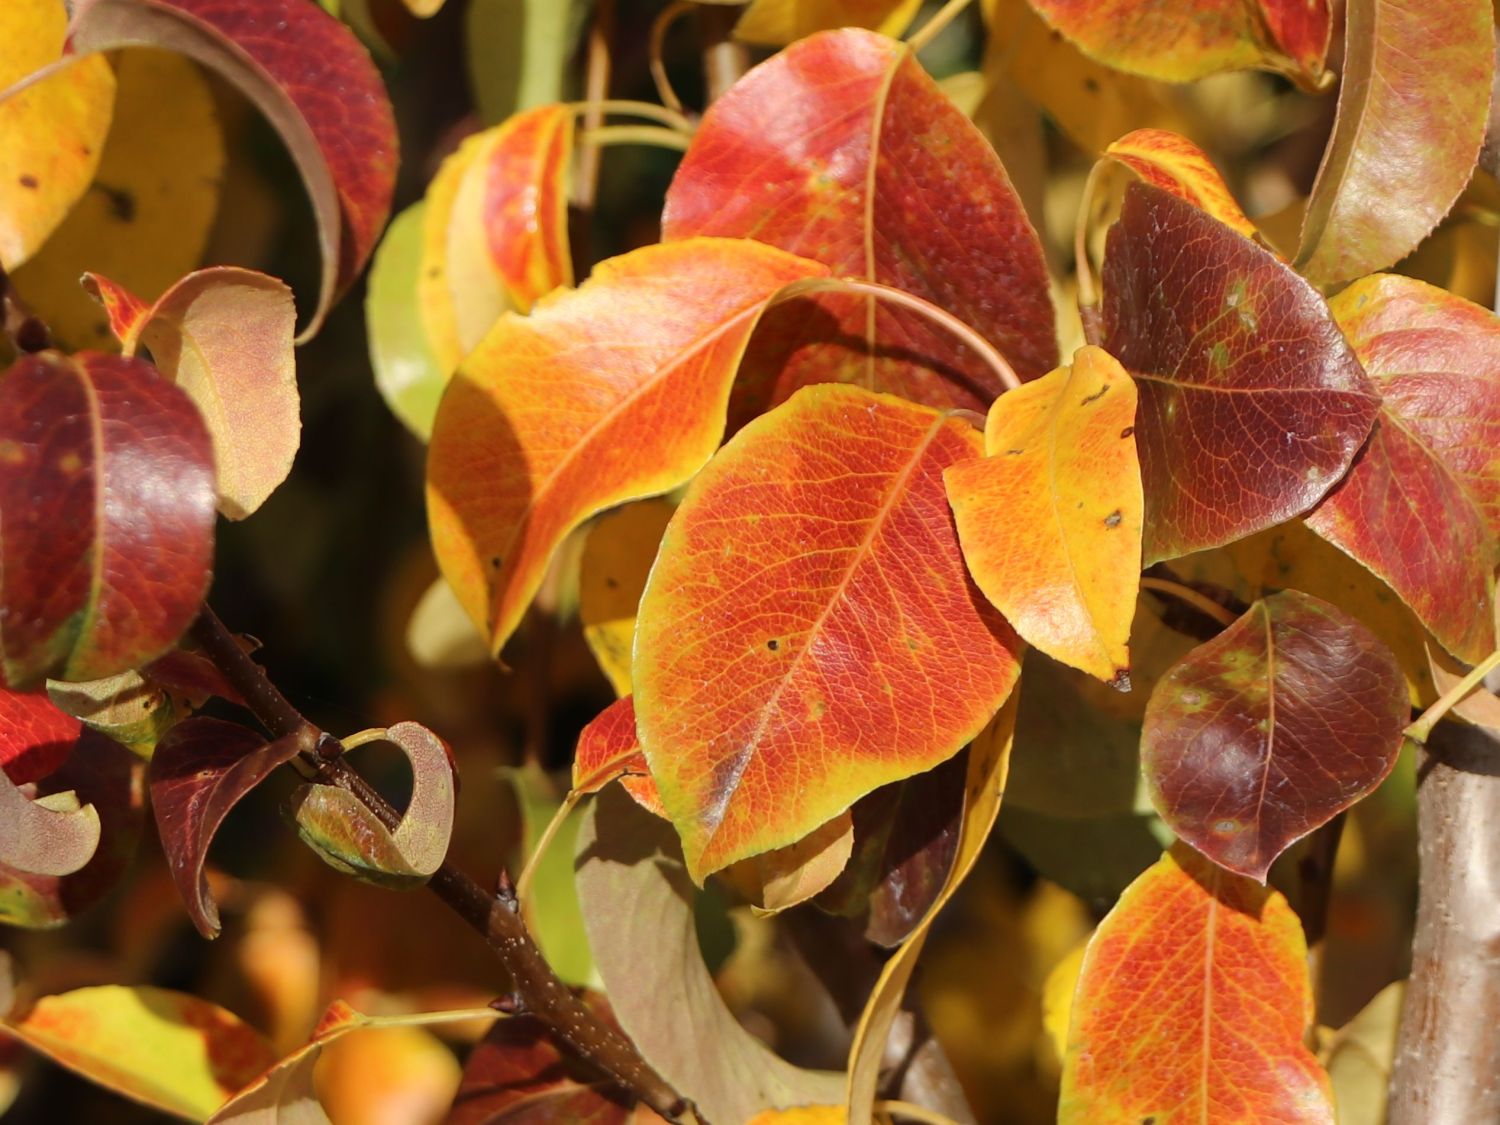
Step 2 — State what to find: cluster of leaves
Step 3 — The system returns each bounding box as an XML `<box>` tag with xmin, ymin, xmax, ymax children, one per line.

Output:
<box><xmin>2</xmin><ymin>0</ymin><xmax>1499</xmax><ymax>1121</ymax></box>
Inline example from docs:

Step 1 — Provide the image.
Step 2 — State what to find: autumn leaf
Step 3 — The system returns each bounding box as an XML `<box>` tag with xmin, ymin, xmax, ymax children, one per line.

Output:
<box><xmin>0</xmin><ymin>691</ymin><xmax>100</xmax><ymax>878</ymax></box>
<box><xmin>86</xmin><ymin>267</ymin><xmax>298</xmax><ymax>520</ymax></box>
<box><xmin>367</xmin><ymin>202</ymin><xmax>447</xmax><ymax>440</ymax></box>
<box><xmin>0</xmin><ymin>351</ymin><xmax>215</xmax><ymax>687</ymax></box>
<box><xmin>1142</xmin><ymin>590</ymin><xmax>1408</xmax><ymax>880</ymax></box>
<box><xmin>419</xmin><ymin>132</ymin><xmax>501</xmax><ymax>372</ymax></box>
<box><xmin>1103</xmin><ymin>183</ymin><xmax>1379</xmax><ymax>563</ymax></box>
<box><xmin>572</xmin><ymin>695</ymin><xmax>665</xmax><ymax>819</ymax></box>
<box><xmin>1296</xmin><ymin>0</ymin><xmax>1493</xmax><ymax>286</ymax></box>
<box><xmin>663</xmin><ymin>28</ymin><xmax>1056</xmax><ymax>424</ymax></box>
<box><xmin>1305</xmin><ymin>274</ymin><xmax>1500</xmax><ymax>664</ymax></box>
<box><xmin>426</xmin><ymin>237</ymin><xmax>826</xmax><ymax>657</ymax></box>
<box><xmin>733</xmin><ymin>0</ymin><xmax>923</xmax><ymax>46</ymax></box>
<box><xmin>946</xmin><ymin>345</ymin><xmax>1142</xmax><ymax>684</ymax></box>
<box><xmin>45</xmin><ymin>668</ymin><xmax>174</xmax><ymax>755</ymax></box>
<box><xmin>0</xmin><ymin>0</ymin><xmax>114</xmax><ymax>269</ymax></box>
<box><xmin>1104</xmin><ymin>129</ymin><xmax>1257</xmax><ymax>240</ymax></box>
<box><xmin>0</xmin><ymin>686</ymin><xmax>81</xmax><ymax>786</ymax></box>
<box><xmin>70</xmin><ymin>0</ymin><xmax>398</xmax><ymax>340</ymax></box>
<box><xmin>1027</xmin><ymin>0</ymin><xmax>1331</xmax><ymax>86</ymax></box>
<box><xmin>633</xmin><ymin>385</ymin><xmax>1022</xmax><ymax>881</ymax></box>
<box><xmin>579</xmin><ymin>500</ymin><xmax>675</xmax><ymax>697</ymax></box>
<box><xmin>150</xmin><ymin>718</ymin><xmax>308</xmax><ymax>938</ymax></box>
<box><xmin>3</xmin><ymin>985</ymin><xmax>277</xmax><ymax>1120</ymax></box>
<box><xmin>1059</xmin><ymin>845</ymin><xmax>1333</xmax><ymax>1124</ymax></box>
<box><xmin>719</xmin><ymin>810</ymin><xmax>855</xmax><ymax>914</ymax></box>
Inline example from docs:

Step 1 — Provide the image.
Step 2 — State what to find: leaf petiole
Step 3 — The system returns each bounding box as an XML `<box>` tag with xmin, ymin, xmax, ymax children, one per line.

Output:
<box><xmin>1407</xmin><ymin>647</ymin><xmax>1500</xmax><ymax>744</ymax></box>
<box><xmin>578</xmin><ymin>125</ymin><xmax>692</xmax><ymax>153</ymax></box>
<box><xmin>906</xmin><ymin>0</ymin><xmax>976</xmax><ymax>54</ymax></box>
<box><xmin>569</xmin><ymin>99</ymin><xmax>696</xmax><ymax>137</ymax></box>
<box><xmin>1139</xmin><ymin>576</ymin><xmax>1237</xmax><ymax>628</ymax></box>
<box><xmin>514</xmin><ymin>789</ymin><xmax>583</xmax><ymax>911</ymax></box>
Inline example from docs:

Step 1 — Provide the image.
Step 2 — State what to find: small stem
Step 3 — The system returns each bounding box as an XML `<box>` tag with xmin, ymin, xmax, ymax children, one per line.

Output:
<box><xmin>906</xmin><ymin>0</ymin><xmax>975</xmax><ymax>53</ymax></box>
<box><xmin>1296</xmin><ymin>813</ymin><xmax>1345</xmax><ymax>1028</ymax></box>
<box><xmin>1139</xmin><ymin>576</ymin><xmax>1237</xmax><ymax>628</ymax></box>
<box><xmin>578</xmin><ymin>126</ymin><xmax>691</xmax><ymax>153</ymax></box>
<box><xmin>776</xmin><ymin>276</ymin><xmax>1022</xmax><ymax>391</ymax></box>
<box><xmin>1408</xmin><ymin>648</ymin><xmax>1500</xmax><ymax>745</ymax></box>
<box><xmin>877</xmin><ymin>1100</ymin><xmax>965</xmax><ymax>1125</ymax></box>
<box><xmin>515</xmin><ymin>790</ymin><xmax>581</xmax><ymax>911</ymax></box>
<box><xmin>649</xmin><ymin>1</ymin><xmax>694</xmax><ymax>116</ymax></box>
<box><xmin>700</xmin><ymin>4</ymin><xmax>747</xmax><ymax>105</ymax></box>
<box><xmin>385</xmin><ymin>1008</ymin><xmax>506</xmax><ymax>1028</ymax></box>
<box><xmin>1074</xmin><ymin>159</ymin><xmax>1109</xmax><ymax>346</ymax></box>
<box><xmin>571</xmin><ymin>99</ymin><xmax>695</xmax><ymax>137</ymax></box>
<box><xmin>339</xmin><ymin>728</ymin><xmax>389</xmax><ymax>752</ymax></box>
<box><xmin>571</xmin><ymin>0</ymin><xmax>614</xmax><ymax>213</ymax></box>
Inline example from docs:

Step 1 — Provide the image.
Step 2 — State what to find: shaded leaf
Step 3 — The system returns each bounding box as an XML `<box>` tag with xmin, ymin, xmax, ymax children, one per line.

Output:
<box><xmin>719</xmin><ymin>810</ymin><xmax>854</xmax><ymax>914</ymax></box>
<box><xmin>86</xmin><ymin>267</ymin><xmax>297</xmax><ymax>520</ymax></box>
<box><xmin>1143</xmin><ymin>590</ymin><xmax>1407</xmax><ymax>880</ymax></box>
<box><xmin>367</xmin><ymin>201</ymin><xmax>447</xmax><ymax>440</ymax></box>
<box><xmin>3</xmin><ymin>985</ymin><xmax>277</xmax><ymax>1120</ymax></box>
<box><xmin>1103</xmin><ymin>183</ymin><xmax>1379</xmax><ymax>563</ymax></box>
<box><xmin>575</xmin><ymin>786</ymin><xmax>844</xmax><ymax>1124</ymax></box>
<box><xmin>46</xmin><ymin>669</ymin><xmax>174</xmax><ymax>754</ymax></box>
<box><xmin>426</xmin><ymin>238</ymin><xmax>826</xmax><ymax>657</ymax></box>
<box><xmin>846</xmin><ymin>700</ymin><xmax>1017</xmax><ymax>1121</ymax></box>
<box><xmin>1104</xmin><ymin>129</ymin><xmax>1257</xmax><ymax>240</ymax></box>
<box><xmin>663</xmin><ymin>28</ymin><xmax>1056</xmax><ymax>424</ymax></box>
<box><xmin>1296</xmin><ymin>0</ymin><xmax>1493</xmax><ymax>286</ymax></box>
<box><xmin>947</xmin><ymin>345</ymin><xmax>1141</xmax><ymax>683</ymax></box>
<box><xmin>578</xmin><ymin>500</ymin><xmax>674</xmax><ymax>697</ymax></box>
<box><xmin>290</xmin><ymin>722</ymin><xmax>455</xmax><ymax>887</ymax></box>
<box><xmin>1323</xmin><ymin>980</ymin><xmax>1404</xmax><ymax>1125</ymax></box>
<box><xmin>1027</xmin><ymin>0</ymin><xmax>1331</xmax><ymax>85</ymax></box>
<box><xmin>634</xmin><ymin>385</ymin><xmax>1023</xmax><ymax>880</ymax></box>
<box><xmin>571</xmin><ymin>695</ymin><xmax>665</xmax><ymax>818</ymax></box>
<box><xmin>1305</xmin><ymin>274</ymin><xmax>1500</xmax><ymax>663</ymax></box>
<box><xmin>0</xmin><ymin>685</ymin><xmax>82</xmax><ymax>785</ymax></box>
<box><xmin>406</xmin><ymin>576</ymin><xmax>489</xmax><ymax>671</ymax></box>
<box><xmin>1059</xmin><ymin>845</ymin><xmax>1333</xmax><ymax>1124</ymax></box>
<box><xmin>70</xmin><ymin>0</ymin><xmax>399</xmax><ymax>339</ymax></box>
<box><xmin>150</xmin><ymin>718</ymin><xmax>308</xmax><ymax>939</ymax></box>
<box><xmin>0</xmin><ymin>0</ymin><xmax>114</xmax><ymax>268</ymax></box>
<box><xmin>733</xmin><ymin>0</ymin><xmax>922</xmax><ymax>46</ymax></box>
<box><xmin>466</xmin><ymin>0</ymin><xmax>591</xmax><ymax>126</ymax></box>
<box><xmin>0</xmin><ymin>351</ymin><xmax>215</xmax><ymax>687</ymax></box>
<box><xmin>0</xmin><ymin>766</ymin><xmax>99</xmax><ymax>878</ymax></box>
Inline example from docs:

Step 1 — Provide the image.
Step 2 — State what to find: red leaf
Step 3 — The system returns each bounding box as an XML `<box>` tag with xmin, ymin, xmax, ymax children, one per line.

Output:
<box><xmin>572</xmin><ymin>696</ymin><xmax>665</xmax><ymax>819</ymax></box>
<box><xmin>150</xmin><ymin>717</ymin><xmax>307</xmax><ymax>938</ymax></box>
<box><xmin>663</xmin><ymin>28</ymin><xmax>1055</xmax><ymax>424</ymax></box>
<box><xmin>0</xmin><ymin>686</ymin><xmax>81</xmax><ymax>785</ymax></box>
<box><xmin>0</xmin><ymin>352</ymin><xmax>215</xmax><ymax>687</ymax></box>
<box><xmin>1142</xmin><ymin>590</ymin><xmax>1407</xmax><ymax>880</ymax></box>
<box><xmin>1103</xmin><ymin>184</ymin><xmax>1379</xmax><ymax>563</ymax></box>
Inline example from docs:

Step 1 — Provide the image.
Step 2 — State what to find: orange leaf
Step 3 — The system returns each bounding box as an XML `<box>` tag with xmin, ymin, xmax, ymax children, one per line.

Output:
<box><xmin>733</xmin><ymin>0</ymin><xmax>922</xmax><ymax>46</ymax></box>
<box><xmin>719</xmin><ymin>810</ymin><xmax>854</xmax><ymax>914</ymax></box>
<box><xmin>1105</xmin><ymin>129</ymin><xmax>1257</xmax><ymax>241</ymax></box>
<box><xmin>946</xmin><ymin>345</ymin><xmax>1142</xmax><ymax>684</ymax></box>
<box><xmin>572</xmin><ymin>695</ymin><xmax>665</xmax><ymax>818</ymax></box>
<box><xmin>426</xmin><ymin>237</ymin><xmax>827</xmax><ymax>657</ymax></box>
<box><xmin>1059</xmin><ymin>845</ymin><xmax>1334</xmax><ymax>1124</ymax></box>
<box><xmin>634</xmin><ymin>384</ymin><xmax>1022</xmax><ymax>881</ymax></box>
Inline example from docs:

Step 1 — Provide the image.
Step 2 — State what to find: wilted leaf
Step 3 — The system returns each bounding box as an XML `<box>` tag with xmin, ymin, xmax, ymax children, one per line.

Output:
<box><xmin>0</xmin><ymin>0</ymin><xmax>114</xmax><ymax>268</ymax></box>
<box><xmin>290</xmin><ymin>722</ymin><xmax>455</xmax><ymax>887</ymax></box>
<box><xmin>1027</xmin><ymin>0</ymin><xmax>1331</xmax><ymax>85</ymax></box>
<box><xmin>575</xmin><ymin>786</ymin><xmax>844</xmax><ymax>1124</ymax></box>
<box><xmin>1103</xmin><ymin>183</ymin><xmax>1379</xmax><ymax>563</ymax></box>
<box><xmin>86</xmin><ymin>267</ymin><xmax>298</xmax><ymax>520</ymax></box>
<box><xmin>3</xmin><ymin>985</ymin><xmax>277</xmax><ymax>1120</ymax></box>
<box><xmin>426</xmin><ymin>238</ymin><xmax>826</xmax><ymax>657</ymax></box>
<box><xmin>1104</xmin><ymin>129</ymin><xmax>1257</xmax><ymax>240</ymax></box>
<box><xmin>733</xmin><ymin>0</ymin><xmax>922</xmax><ymax>46</ymax></box>
<box><xmin>0</xmin><ymin>351</ymin><xmax>215</xmax><ymax>687</ymax></box>
<box><xmin>1305</xmin><ymin>275</ymin><xmax>1500</xmax><ymax>663</ymax></box>
<box><xmin>11</xmin><ymin>48</ymin><xmax>222</xmax><ymax>352</ymax></box>
<box><xmin>1296</xmin><ymin>0</ymin><xmax>1492</xmax><ymax>286</ymax></box>
<box><xmin>46</xmin><ymin>669</ymin><xmax>174</xmax><ymax>753</ymax></box>
<box><xmin>1142</xmin><ymin>590</ymin><xmax>1407</xmax><ymax>881</ymax></box>
<box><xmin>1059</xmin><ymin>845</ymin><xmax>1333</xmax><ymax>1124</ymax></box>
<box><xmin>634</xmin><ymin>385</ymin><xmax>1023</xmax><ymax>880</ymax></box>
<box><xmin>572</xmin><ymin>695</ymin><xmax>665</xmax><ymax>818</ymax></box>
<box><xmin>663</xmin><ymin>28</ymin><xmax>1056</xmax><ymax>424</ymax></box>
<box><xmin>367</xmin><ymin>202</ymin><xmax>447</xmax><ymax>440</ymax></box>
<box><xmin>70</xmin><ymin>0</ymin><xmax>399</xmax><ymax>339</ymax></box>
<box><xmin>150</xmin><ymin>718</ymin><xmax>308</xmax><ymax>938</ymax></box>
<box><xmin>578</xmin><ymin>500</ymin><xmax>674</xmax><ymax>697</ymax></box>
<box><xmin>846</xmin><ymin>700</ymin><xmax>1016</xmax><ymax>1121</ymax></box>
<box><xmin>947</xmin><ymin>345</ymin><xmax>1142</xmax><ymax>684</ymax></box>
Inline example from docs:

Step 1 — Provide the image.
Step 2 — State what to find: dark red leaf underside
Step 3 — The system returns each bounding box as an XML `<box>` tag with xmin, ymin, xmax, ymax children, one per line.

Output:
<box><xmin>0</xmin><ymin>686</ymin><xmax>82</xmax><ymax>784</ymax></box>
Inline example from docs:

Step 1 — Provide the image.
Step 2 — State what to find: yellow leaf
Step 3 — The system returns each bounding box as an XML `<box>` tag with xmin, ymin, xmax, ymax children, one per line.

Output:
<box><xmin>734</xmin><ymin>0</ymin><xmax>923</xmax><ymax>47</ymax></box>
<box><xmin>579</xmin><ymin>500</ymin><xmax>675</xmax><ymax>696</ymax></box>
<box><xmin>1041</xmin><ymin>940</ymin><xmax>1088</xmax><ymax>1067</ymax></box>
<box><xmin>418</xmin><ymin>132</ymin><xmax>495</xmax><ymax>371</ymax></box>
<box><xmin>719</xmin><ymin>810</ymin><xmax>855</xmax><ymax>915</ymax></box>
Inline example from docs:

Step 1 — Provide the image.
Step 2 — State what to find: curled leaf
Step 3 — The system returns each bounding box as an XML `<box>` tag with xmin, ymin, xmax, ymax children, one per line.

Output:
<box><xmin>0</xmin><ymin>768</ymin><xmax>99</xmax><ymax>878</ymax></box>
<box><xmin>46</xmin><ymin>669</ymin><xmax>175</xmax><ymax>754</ymax></box>
<box><xmin>290</xmin><ymin>722</ymin><xmax>455</xmax><ymax>887</ymax></box>
<box><xmin>0</xmin><ymin>351</ymin><xmax>216</xmax><ymax>687</ymax></box>
<box><xmin>1104</xmin><ymin>129</ymin><xmax>1257</xmax><ymax>240</ymax></box>
<box><xmin>572</xmin><ymin>695</ymin><xmax>665</xmax><ymax>818</ymax></box>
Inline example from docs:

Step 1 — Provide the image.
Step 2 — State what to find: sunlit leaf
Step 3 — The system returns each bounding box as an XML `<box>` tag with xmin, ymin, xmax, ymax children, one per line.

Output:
<box><xmin>0</xmin><ymin>351</ymin><xmax>215</xmax><ymax>687</ymax></box>
<box><xmin>150</xmin><ymin>718</ymin><xmax>307</xmax><ymax>938</ymax></box>
<box><xmin>1103</xmin><ymin>183</ymin><xmax>1379</xmax><ymax>563</ymax></box>
<box><xmin>578</xmin><ymin>500</ymin><xmax>674</xmax><ymax>697</ymax></box>
<box><xmin>3</xmin><ymin>985</ymin><xmax>276</xmax><ymax>1120</ymax></box>
<box><xmin>419</xmin><ymin>132</ymin><xmax>498</xmax><ymax>372</ymax></box>
<box><xmin>575</xmin><ymin>786</ymin><xmax>844</xmax><ymax>1124</ymax></box>
<box><xmin>367</xmin><ymin>202</ymin><xmax>447</xmax><ymax>440</ymax></box>
<box><xmin>733</xmin><ymin>0</ymin><xmax>922</xmax><ymax>46</ymax></box>
<box><xmin>86</xmin><ymin>267</ymin><xmax>298</xmax><ymax>520</ymax></box>
<box><xmin>0</xmin><ymin>690</ymin><xmax>100</xmax><ymax>877</ymax></box>
<box><xmin>1104</xmin><ymin>129</ymin><xmax>1257</xmax><ymax>240</ymax></box>
<box><xmin>572</xmin><ymin>695</ymin><xmax>665</xmax><ymax>818</ymax></box>
<box><xmin>1143</xmin><ymin>590</ymin><xmax>1407</xmax><ymax>880</ymax></box>
<box><xmin>1027</xmin><ymin>0</ymin><xmax>1331</xmax><ymax>85</ymax></box>
<box><xmin>1059</xmin><ymin>845</ymin><xmax>1333</xmax><ymax>1123</ymax></box>
<box><xmin>635</xmin><ymin>385</ymin><xmax>1023</xmax><ymax>880</ymax></box>
<box><xmin>0</xmin><ymin>0</ymin><xmax>114</xmax><ymax>269</ymax></box>
<box><xmin>947</xmin><ymin>345</ymin><xmax>1142</xmax><ymax>684</ymax></box>
<box><xmin>1296</xmin><ymin>0</ymin><xmax>1492</xmax><ymax>286</ymax></box>
<box><xmin>426</xmin><ymin>237</ymin><xmax>826</xmax><ymax>657</ymax></box>
<box><xmin>46</xmin><ymin>668</ymin><xmax>174</xmax><ymax>754</ymax></box>
<box><xmin>663</xmin><ymin>28</ymin><xmax>1056</xmax><ymax>424</ymax></box>
<box><xmin>70</xmin><ymin>0</ymin><xmax>398</xmax><ymax>340</ymax></box>
<box><xmin>845</xmin><ymin>700</ymin><xmax>1016</xmax><ymax>1121</ymax></box>
<box><xmin>1305</xmin><ymin>275</ymin><xmax>1500</xmax><ymax>663</ymax></box>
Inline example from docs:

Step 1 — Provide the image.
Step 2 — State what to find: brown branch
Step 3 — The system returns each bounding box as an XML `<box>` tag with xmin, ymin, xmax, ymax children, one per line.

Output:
<box><xmin>187</xmin><ymin>606</ymin><xmax>688</xmax><ymax>1120</ymax></box>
